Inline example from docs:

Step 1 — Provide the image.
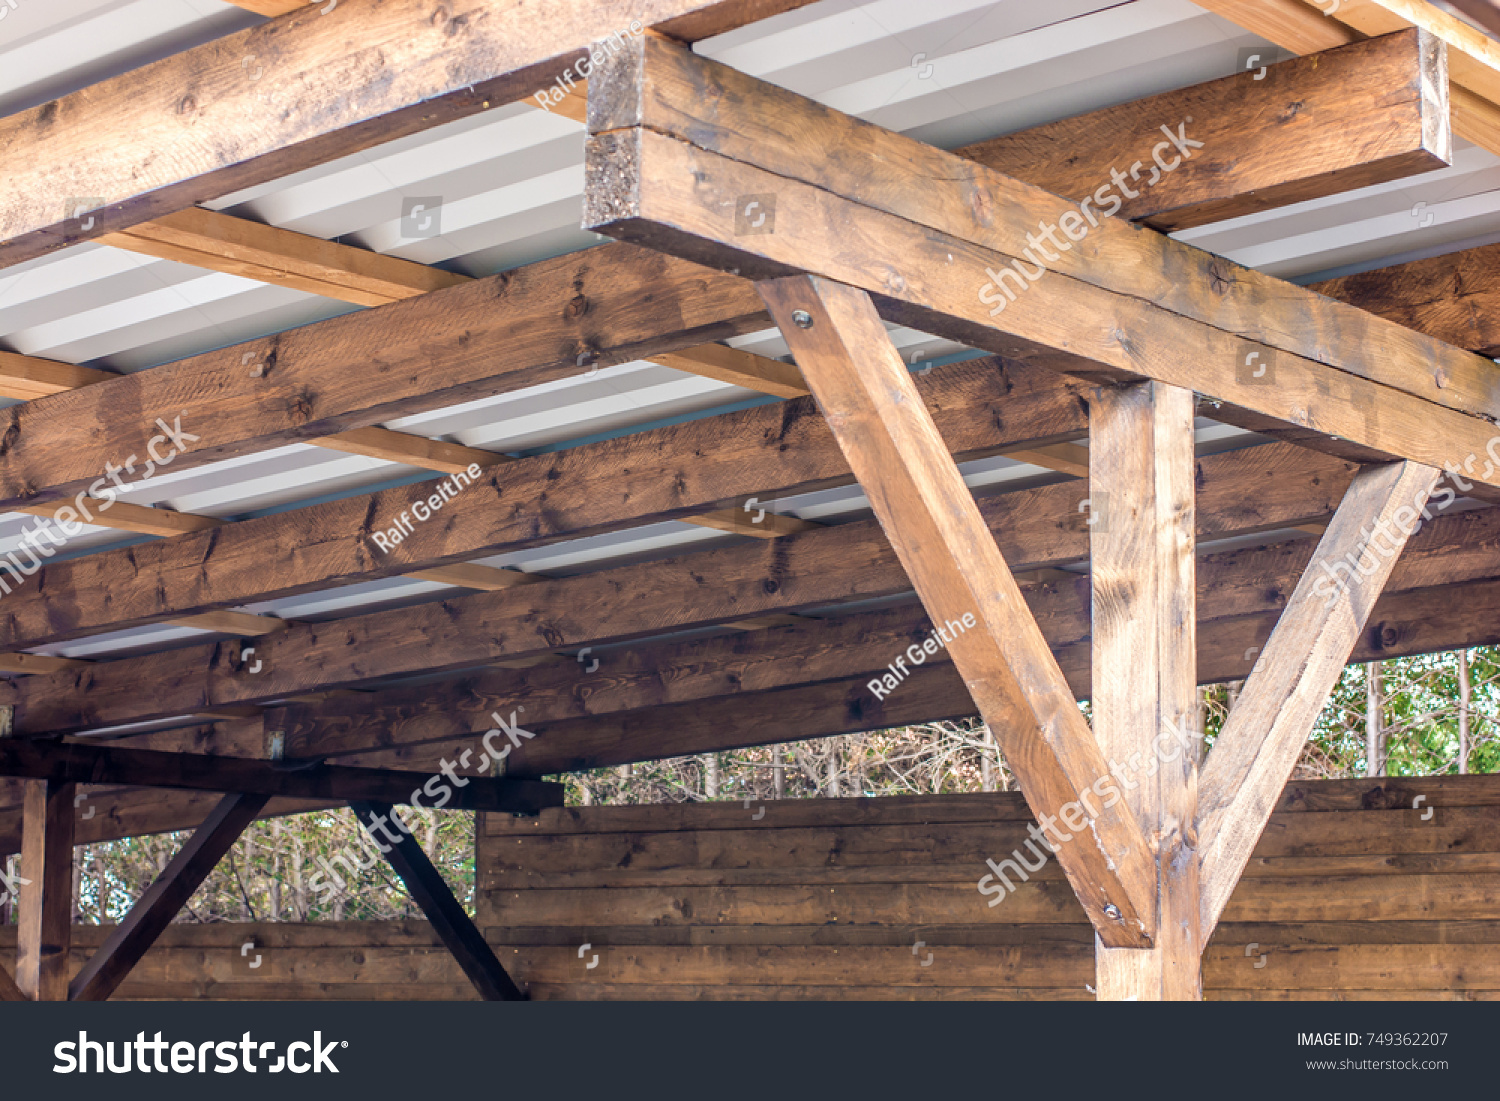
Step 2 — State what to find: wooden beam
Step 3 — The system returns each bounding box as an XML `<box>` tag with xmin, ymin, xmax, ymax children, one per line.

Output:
<box><xmin>407</xmin><ymin>564</ymin><xmax>542</xmax><ymax>591</ymax></box>
<box><xmin>167</xmin><ymin>611</ymin><xmax>288</xmax><ymax>637</ymax></box>
<box><xmin>9</xmin><ymin>548</ymin><xmax>1500</xmax><ymax>849</ymax></box>
<box><xmin>1311</xmin><ymin>243</ymin><xmax>1500</xmax><ymax>357</ymax></box>
<box><xmin>0</xmin><ymin>0</ymin><xmax>820</xmax><ymax>269</ymax></box>
<box><xmin>98</xmin><ymin>207</ymin><xmax>470</xmax><ymax>306</ymax></box>
<box><xmin>16</xmin><ymin>779</ymin><xmax>74</xmax><ymax>1000</ymax></box>
<box><xmin>0</xmin><ymin>741</ymin><xmax>563</xmax><ymax>814</ymax></box>
<box><xmin>351</xmin><ymin>800</ymin><xmax>525</xmax><ymax>1000</ymax></box>
<box><xmin>13</xmin><ymin>499</ymin><xmax>223</xmax><ymax>537</ymax></box>
<box><xmin>1196</xmin><ymin>461</ymin><xmax>1441</xmax><ymax>947</ymax></box>
<box><xmin>0</xmin><ymin>353</ymin><xmax>115</xmax><ymax>401</ymax></box>
<box><xmin>583</xmin><ymin>33</ymin><xmax>1500</xmax><ymax>484</ymax></box>
<box><xmin>0</xmin><ymin>654</ymin><xmax>89</xmax><ymax>675</ymax></box>
<box><xmin>0</xmin><ymin>439</ymin><xmax>1362</xmax><ymax>733</ymax></box>
<box><xmin>1089</xmin><ymin>382</ymin><xmax>1201</xmax><ymax>1000</ymax></box>
<box><xmin>227</xmin><ymin>1</ymin><xmax>309</xmax><ymax>14</ymax></box>
<box><xmin>958</xmin><ymin>29</ymin><xmax>1450</xmax><ymax>231</ymax></box>
<box><xmin>68</xmin><ymin>793</ymin><xmax>268</xmax><ymax>1001</ymax></box>
<box><xmin>1196</xmin><ymin>0</ymin><xmax>1500</xmax><ymax>152</ymax></box>
<box><xmin>0</xmin><ymin>244</ymin><xmax>767</xmax><ymax>511</ymax></box>
<box><xmin>759</xmin><ymin>274</ymin><xmax>1155</xmax><ymax>948</ymax></box>
<box><xmin>646</xmin><ymin>344</ymin><xmax>808</xmax><ymax>398</ymax></box>
<box><xmin>685</xmin><ymin>507</ymin><xmax>821</xmax><ymax>538</ymax></box>
<box><xmin>1004</xmin><ymin>443</ymin><xmax>1090</xmax><ymax>478</ymax></box>
<box><xmin>0</xmin><ymin>357</ymin><xmax>1085</xmax><ymax>652</ymax></box>
<box><xmin>313</xmin><ymin>427</ymin><xmax>505</xmax><ymax>474</ymax></box>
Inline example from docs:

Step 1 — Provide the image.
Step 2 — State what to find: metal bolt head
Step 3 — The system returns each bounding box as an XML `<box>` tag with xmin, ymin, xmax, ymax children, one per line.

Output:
<box><xmin>791</xmin><ymin>309</ymin><xmax>814</xmax><ymax>329</ymax></box>
<box><xmin>1103</xmin><ymin>903</ymin><xmax>1123</xmax><ymax>921</ymax></box>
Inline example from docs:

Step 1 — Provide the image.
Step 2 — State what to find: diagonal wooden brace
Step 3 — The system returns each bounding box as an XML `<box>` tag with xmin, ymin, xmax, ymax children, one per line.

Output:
<box><xmin>760</xmin><ymin>273</ymin><xmax>1156</xmax><ymax>947</ymax></box>
<box><xmin>1196</xmin><ymin>460</ymin><xmax>1441</xmax><ymax>948</ymax></box>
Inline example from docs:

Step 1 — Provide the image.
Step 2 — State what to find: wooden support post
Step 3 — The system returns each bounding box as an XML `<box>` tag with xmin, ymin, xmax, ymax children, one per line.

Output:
<box><xmin>16</xmin><ymin>779</ymin><xmax>75</xmax><ymax>1000</ymax></box>
<box><xmin>759</xmin><ymin>274</ymin><xmax>1156</xmax><ymax>948</ymax></box>
<box><xmin>1196</xmin><ymin>460</ymin><xmax>1441</xmax><ymax>947</ymax></box>
<box><xmin>69</xmin><ymin>793</ymin><xmax>268</xmax><ymax>1001</ymax></box>
<box><xmin>1089</xmin><ymin>382</ymin><xmax>1201</xmax><ymax>1000</ymax></box>
<box><xmin>350</xmin><ymin>801</ymin><xmax>525</xmax><ymax>1001</ymax></box>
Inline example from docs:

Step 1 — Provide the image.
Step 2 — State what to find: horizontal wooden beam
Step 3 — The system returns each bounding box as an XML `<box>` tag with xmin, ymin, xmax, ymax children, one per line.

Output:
<box><xmin>958</xmin><ymin>29</ymin><xmax>1450</xmax><ymax>231</ymax></box>
<box><xmin>7</xmin><ymin>553</ymin><xmax>1500</xmax><ymax>849</ymax></box>
<box><xmin>0</xmin><ymin>246</ymin><xmax>767</xmax><ymax>513</ymax></box>
<box><xmin>0</xmin><ymin>358</ymin><xmax>1085</xmax><ymax>652</ymax></box>
<box><xmin>0</xmin><ymin>353</ymin><xmax>115</xmax><ymax>401</ymax></box>
<box><xmin>0</xmin><ymin>740</ymin><xmax>561</xmax><ymax>813</ymax></box>
<box><xmin>1311</xmin><ymin>243</ymin><xmax>1500</xmax><ymax>358</ymax></box>
<box><xmin>0</xmin><ymin>0</ymin><xmax>818</xmax><ymax>269</ymax></box>
<box><xmin>98</xmin><ymin>207</ymin><xmax>471</xmax><ymax>306</ymax></box>
<box><xmin>646</xmin><ymin>343</ymin><xmax>807</xmax><ymax>398</ymax></box>
<box><xmin>283</xmin><ymin>498</ymin><xmax>1500</xmax><ymax>772</ymax></box>
<box><xmin>312</xmin><ymin>426</ymin><xmax>505</xmax><ymax>474</ymax></box>
<box><xmin>13</xmin><ymin>499</ymin><xmax>222</xmax><ymax>538</ymax></box>
<box><xmin>583</xmin><ymin>34</ymin><xmax>1500</xmax><ymax>485</ymax></box>
<box><xmin>1195</xmin><ymin>0</ymin><xmax>1500</xmax><ymax>152</ymax></box>
<box><xmin>0</xmin><ymin>440</ymin><xmax>1360</xmax><ymax>735</ymax></box>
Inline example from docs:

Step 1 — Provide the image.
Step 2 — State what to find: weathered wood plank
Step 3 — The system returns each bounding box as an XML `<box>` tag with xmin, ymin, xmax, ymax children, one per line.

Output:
<box><xmin>1089</xmin><ymin>382</ymin><xmax>1200</xmax><ymax>998</ymax></box>
<box><xmin>0</xmin><ymin>356</ymin><xmax>1083</xmax><ymax>651</ymax></box>
<box><xmin>1312</xmin><ymin>243</ymin><xmax>1500</xmax><ymax>357</ymax></box>
<box><xmin>758</xmin><ymin>274</ymin><xmax>1155</xmax><ymax>947</ymax></box>
<box><xmin>0</xmin><ymin>0</ymin><xmax>818</xmax><ymax>269</ymax></box>
<box><xmin>16</xmin><ymin>780</ymin><xmax>74</xmax><ymax>1000</ymax></box>
<box><xmin>583</xmin><ymin>34</ymin><xmax>1500</xmax><ymax>482</ymax></box>
<box><xmin>69</xmin><ymin>793</ymin><xmax>268</xmax><ymax>1001</ymax></box>
<box><xmin>959</xmin><ymin>29</ymin><xmax>1450</xmax><ymax>231</ymax></box>
<box><xmin>0</xmin><ymin>243</ymin><xmax>767</xmax><ymax>511</ymax></box>
<box><xmin>1197</xmin><ymin>462</ymin><xmax>1442</xmax><ymax>946</ymax></box>
<box><xmin>351</xmin><ymin>800</ymin><xmax>523</xmax><ymax>1000</ymax></box>
<box><xmin>0</xmin><ymin>741</ymin><xmax>561</xmax><ymax>814</ymax></box>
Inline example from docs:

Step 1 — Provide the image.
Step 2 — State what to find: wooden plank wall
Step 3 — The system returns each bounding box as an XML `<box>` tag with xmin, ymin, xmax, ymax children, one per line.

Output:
<box><xmin>477</xmin><ymin>777</ymin><xmax>1500</xmax><ymax>1001</ymax></box>
<box><xmin>0</xmin><ymin>776</ymin><xmax>1496</xmax><ymax>999</ymax></box>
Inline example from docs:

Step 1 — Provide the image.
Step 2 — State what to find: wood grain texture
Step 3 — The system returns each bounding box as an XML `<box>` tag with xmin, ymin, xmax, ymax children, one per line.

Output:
<box><xmin>69</xmin><ymin>793</ymin><xmax>268</xmax><ymax>1001</ymax></box>
<box><xmin>959</xmin><ymin>29</ymin><xmax>1450</xmax><ymax>231</ymax></box>
<box><xmin>1089</xmin><ymin>383</ymin><xmax>1201</xmax><ymax>998</ymax></box>
<box><xmin>0</xmin><ymin>0</ymin><xmax>819</xmax><ymax>269</ymax></box>
<box><xmin>0</xmin><ymin>353</ymin><xmax>115</xmax><ymax>401</ymax></box>
<box><xmin>0</xmin><ymin>243</ymin><xmax>767</xmax><ymax>510</ymax></box>
<box><xmin>1311</xmin><ymin>242</ymin><xmax>1500</xmax><ymax>356</ymax></box>
<box><xmin>583</xmin><ymin>34</ymin><xmax>1500</xmax><ymax>482</ymax></box>
<box><xmin>16</xmin><ymin>780</ymin><xmax>74</xmax><ymax>1000</ymax></box>
<box><xmin>0</xmin><ymin>357</ymin><xmax>1085</xmax><ymax>652</ymax></box>
<box><xmin>760</xmin><ymin>274</ymin><xmax>1155</xmax><ymax>948</ymax></box>
<box><xmin>1197</xmin><ymin>462</ymin><xmax>1442</xmax><ymax>947</ymax></box>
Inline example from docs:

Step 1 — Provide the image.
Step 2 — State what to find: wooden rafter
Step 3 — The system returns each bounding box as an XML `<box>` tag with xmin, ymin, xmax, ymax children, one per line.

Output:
<box><xmin>1194</xmin><ymin>0</ymin><xmax>1500</xmax><ymax>152</ymax></box>
<box><xmin>0</xmin><ymin>352</ymin><xmax>115</xmax><ymax>401</ymax></box>
<box><xmin>959</xmin><ymin>28</ymin><xmax>1449</xmax><ymax>231</ymax></box>
<box><xmin>0</xmin><ymin>0</ymin><xmax>821</xmax><ymax>270</ymax></box>
<box><xmin>69</xmin><ymin>793</ymin><xmax>270</xmax><ymax>1001</ymax></box>
<box><xmin>99</xmin><ymin>208</ymin><xmax>470</xmax><ymax>306</ymax></box>
<box><xmin>0</xmin><ymin>358</ymin><xmax>1083</xmax><ymax>653</ymax></box>
<box><xmin>758</xmin><ymin>273</ymin><xmax>1156</xmax><ymax>947</ymax></box>
<box><xmin>582</xmin><ymin>33</ymin><xmax>1500</xmax><ymax>486</ymax></box>
<box><xmin>351</xmin><ymin>800</ymin><xmax>525</xmax><ymax>1000</ymax></box>
<box><xmin>1195</xmin><ymin>461</ymin><xmax>1442</xmax><ymax>947</ymax></box>
<box><xmin>0</xmin><ymin>436</ymin><xmax>1364</xmax><ymax>735</ymax></box>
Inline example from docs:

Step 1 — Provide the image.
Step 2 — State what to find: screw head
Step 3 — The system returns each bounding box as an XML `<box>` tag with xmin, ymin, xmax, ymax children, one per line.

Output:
<box><xmin>1103</xmin><ymin>903</ymin><xmax>1123</xmax><ymax>921</ymax></box>
<box><xmin>791</xmin><ymin>309</ymin><xmax>814</xmax><ymax>329</ymax></box>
